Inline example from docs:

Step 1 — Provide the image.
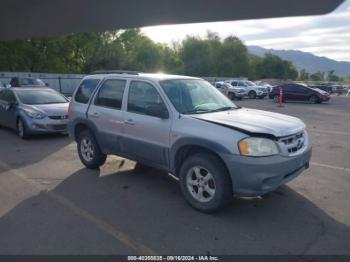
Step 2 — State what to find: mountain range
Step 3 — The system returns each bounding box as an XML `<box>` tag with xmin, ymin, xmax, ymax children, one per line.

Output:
<box><xmin>247</xmin><ymin>46</ymin><xmax>350</xmax><ymax>77</ymax></box>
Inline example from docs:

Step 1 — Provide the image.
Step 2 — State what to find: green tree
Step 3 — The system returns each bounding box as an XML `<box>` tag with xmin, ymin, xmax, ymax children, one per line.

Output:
<box><xmin>253</xmin><ymin>53</ymin><xmax>298</xmax><ymax>80</ymax></box>
<box><xmin>216</xmin><ymin>36</ymin><xmax>249</xmax><ymax>77</ymax></box>
<box><xmin>310</xmin><ymin>71</ymin><xmax>325</xmax><ymax>81</ymax></box>
<box><xmin>327</xmin><ymin>70</ymin><xmax>341</xmax><ymax>82</ymax></box>
<box><xmin>299</xmin><ymin>69</ymin><xmax>309</xmax><ymax>81</ymax></box>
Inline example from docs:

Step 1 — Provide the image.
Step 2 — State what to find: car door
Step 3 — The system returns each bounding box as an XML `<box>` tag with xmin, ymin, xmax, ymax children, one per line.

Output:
<box><xmin>281</xmin><ymin>84</ymin><xmax>292</xmax><ymax>100</ymax></box>
<box><xmin>292</xmin><ymin>85</ymin><xmax>308</xmax><ymax>101</ymax></box>
<box><xmin>88</xmin><ymin>78</ymin><xmax>127</xmax><ymax>154</ymax></box>
<box><xmin>121</xmin><ymin>80</ymin><xmax>171</xmax><ymax>167</ymax></box>
<box><xmin>0</xmin><ymin>89</ymin><xmax>17</xmax><ymax>128</ymax></box>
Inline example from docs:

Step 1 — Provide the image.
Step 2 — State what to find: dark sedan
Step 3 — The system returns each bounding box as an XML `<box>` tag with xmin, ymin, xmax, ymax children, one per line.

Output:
<box><xmin>269</xmin><ymin>83</ymin><xmax>330</xmax><ymax>104</ymax></box>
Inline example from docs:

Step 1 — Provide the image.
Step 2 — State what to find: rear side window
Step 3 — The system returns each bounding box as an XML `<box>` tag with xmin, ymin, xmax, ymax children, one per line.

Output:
<box><xmin>95</xmin><ymin>79</ymin><xmax>126</xmax><ymax>109</ymax></box>
<box><xmin>74</xmin><ymin>79</ymin><xmax>100</xmax><ymax>104</ymax></box>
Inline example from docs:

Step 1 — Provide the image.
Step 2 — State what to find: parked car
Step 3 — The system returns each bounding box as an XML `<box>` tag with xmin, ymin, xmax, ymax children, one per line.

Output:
<box><xmin>68</xmin><ymin>72</ymin><xmax>311</xmax><ymax>213</ymax></box>
<box><xmin>226</xmin><ymin>79</ymin><xmax>268</xmax><ymax>99</ymax></box>
<box><xmin>214</xmin><ymin>81</ymin><xmax>244</xmax><ymax>100</ymax></box>
<box><xmin>0</xmin><ymin>87</ymin><xmax>69</xmax><ymax>138</ymax></box>
<box><xmin>269</xmin><ymin>83</ymin><xmax>330</xmax><ymax>104</ymax></box>
<box><xmin>9</xmin><ymin>77</ymin><xmax>48</xmax><ymax>88</ymax></box>
<box><xmin>331</xmin><ymin>85</ymin><xmax>345</xmax><ymax>94</ymax></box>
<box><xmin>254</xmin><ymin>81</ymin><xmax>273</xmax><ymax>93</ymax></box>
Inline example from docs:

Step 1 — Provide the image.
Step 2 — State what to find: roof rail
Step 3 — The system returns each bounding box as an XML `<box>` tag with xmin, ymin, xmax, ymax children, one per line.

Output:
<box><xmin>92</xmin><ymin>70</ymin><xmax>140</xmax><ymax>75</ymax></box>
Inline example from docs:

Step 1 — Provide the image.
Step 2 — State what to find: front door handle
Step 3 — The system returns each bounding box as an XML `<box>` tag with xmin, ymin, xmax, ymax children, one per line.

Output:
<box><xmin>91</xmin><ymin>112</ymin><xmax>100</xmax><ymax>118</ymax></box>
<box><xmin>124</xmin><ymin>119</ymin><xmax>135</xmax><ymax>125</ymax></box>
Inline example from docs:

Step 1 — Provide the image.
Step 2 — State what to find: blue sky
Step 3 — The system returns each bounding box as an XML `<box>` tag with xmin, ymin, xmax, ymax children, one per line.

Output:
<box><xmin>142</xmin><ymin>0</ymin><xmax>350</xmax><ymax>61</ymax></box>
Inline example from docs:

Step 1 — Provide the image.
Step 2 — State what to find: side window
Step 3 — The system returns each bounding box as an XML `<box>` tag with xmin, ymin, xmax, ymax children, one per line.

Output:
<box><xmin>283</xmin><ymin>85</ymin><xmax>291</xmax><ymax>92</ymax></box>
<box><xmin>74</xmin><ymin>79</ymin><xmax>101</xmax><ymax>104</ymax></box>
<box><xmin>231</xmin><ymin>81</ymin><xmax>238</xmax><ymax>86</ymax></box>
<box><xmin>95</xmin><ymin>79</ymin><xmax>126</xmax><ymax>109</ymax></box>
<box><xmin>128</xmin><ymin>81</ymin><xmax>168</xmax><ymax>117</ymax></box>
<box><xmin>0</xmin><ymin>90</ymin><xmax>16</xmax><ymax>103</ymax></box>
<box><xmin>294</xmin><ymin>85</ymin><xmax>305</xmax><ymax>93</ymax></box>
<box><xmin>0</xmin><ymin>90</ymin><xmax>5</xmax><ymax>101</ymax></box>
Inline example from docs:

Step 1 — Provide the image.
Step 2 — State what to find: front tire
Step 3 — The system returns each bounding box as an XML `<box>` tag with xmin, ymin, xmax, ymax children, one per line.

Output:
<box><xmin>179</xmin><ymin>153</ymin><xmax>233</xmax><ymax>213</ymax></box>
<box><xmin>248</xmin><ymin>91</ymin><xmax>257</xmax><ymax>99</ymax></box>
<box><xmin>77</xmin><ymin>130</ymin><xmax>107</xmax><ymax>169</ymax></box>
<box><xmin>228</xmin><ymin>92</ymin><xmax>235</xmax><ymax>100</ymax></box>
<box><xmin>17</xmin><ymin>118</ymin><xmax>28</xmax><ymax>139</ymax></box>
<box><xmin>309</xmin><ymin>95</ymin><xmax>319</xmax><ymax>104</ymax></box>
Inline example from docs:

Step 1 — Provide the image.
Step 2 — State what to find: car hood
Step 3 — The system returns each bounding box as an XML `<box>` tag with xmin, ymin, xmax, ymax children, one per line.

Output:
<box><xmin>191</xmin><ymin>108</ymin><xmax>305</xmax><ymax>137</ymax></box>
<box><xmin>23</xmin><ymin>103</ymin><xmax>69</xmax><ymax>116</ymax></box>
<box><xmin>314</xmin><ymin>88</ymin><xmax>329</xmax><ymax>95</ymax></box>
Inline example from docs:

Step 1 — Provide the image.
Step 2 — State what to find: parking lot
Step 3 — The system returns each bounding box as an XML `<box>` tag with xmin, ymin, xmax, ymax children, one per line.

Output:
<box><xmin>0</xmin><ymin>96</ymin><xmax>350</xmax><ymax>255</ymax></box>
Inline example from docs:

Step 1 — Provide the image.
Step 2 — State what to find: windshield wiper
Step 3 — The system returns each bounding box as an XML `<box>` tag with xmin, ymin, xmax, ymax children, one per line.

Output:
<box><xmin>182</xmin><ymin>109</ymin><xmax>211</xmax><ymax>114</ymax></box>
<box><xmin>208</xmin><ymin>106</ymin><xmax>238</xmax><ymax>113</ymax></box>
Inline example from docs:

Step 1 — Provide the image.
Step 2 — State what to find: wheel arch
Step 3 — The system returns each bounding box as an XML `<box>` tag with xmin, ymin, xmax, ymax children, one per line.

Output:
<box><xmin>170</xmin><ymin>138</ymin><xmax>231</xmax><ymax>178</ymax></box>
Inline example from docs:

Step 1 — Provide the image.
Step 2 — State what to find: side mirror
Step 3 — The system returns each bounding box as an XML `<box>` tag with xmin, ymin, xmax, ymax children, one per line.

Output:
<box><xmin>146</xmin><ymin>104</ymin><xmax>169</xmax><ymax>119</ymax></box>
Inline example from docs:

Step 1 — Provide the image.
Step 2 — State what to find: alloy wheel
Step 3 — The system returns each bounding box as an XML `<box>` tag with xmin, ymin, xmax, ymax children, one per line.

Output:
<box><xmin>186</xmin><ymin>166</ymin><xmax>216</xmax><ymax>203</ymax></box>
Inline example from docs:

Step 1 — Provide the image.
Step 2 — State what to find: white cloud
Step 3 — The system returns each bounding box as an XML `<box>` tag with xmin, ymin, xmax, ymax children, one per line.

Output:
<box><xmin>141</xmin><ymin>0</ymin><xmax>350</xmax><ymax>61</ymax></box>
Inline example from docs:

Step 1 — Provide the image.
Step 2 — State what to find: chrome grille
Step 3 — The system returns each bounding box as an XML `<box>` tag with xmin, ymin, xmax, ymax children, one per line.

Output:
<box><xmin>278</xmin><ymin>131</ymin><xmax>306</xmax><ymax>156</ymax></box>
<box><xmin>49</xmin><ymin>115</ymin><xmax>68</xmax><ymax>120</ymax></box>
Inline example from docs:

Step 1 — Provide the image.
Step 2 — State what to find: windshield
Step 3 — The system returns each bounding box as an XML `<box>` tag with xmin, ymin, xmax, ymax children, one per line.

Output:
<box><xmin>245</xmin><ymin>81</ymin><xmax>256</xmax><ymax>86</ymax></box>
<box><xmin>16</xmin><ymin>90</ymin><xmax>68</xmax><ymax>105</ymax></box>
<box><xmin>160</xmin><ymin>79</ymin><xmax>238</xmax><ymax>114</ymax></box>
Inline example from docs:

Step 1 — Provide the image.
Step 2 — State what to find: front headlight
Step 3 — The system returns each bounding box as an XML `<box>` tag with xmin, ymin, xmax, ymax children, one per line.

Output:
<box><xmin>238</xmin><ymin>137</ymin><xmax>279</xmax><ymax>157</ymax></box>
<box><xmin>23</xmin><ymin>109</ymin><xmax>46</xmax><ymax>119</ymax></box>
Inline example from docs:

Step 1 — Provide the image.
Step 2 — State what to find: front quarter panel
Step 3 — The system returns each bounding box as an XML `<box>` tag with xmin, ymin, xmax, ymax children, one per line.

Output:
<box><xmin>169</xmin><ymin>115</ymin><xmax>247</xmax><ymax>173</ymax></box>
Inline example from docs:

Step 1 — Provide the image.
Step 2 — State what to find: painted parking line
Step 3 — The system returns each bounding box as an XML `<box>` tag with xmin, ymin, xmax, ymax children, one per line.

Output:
<box><xmin>310</xmin><ymin>162</ymin><xmax>350</xmax><ymax>172</ymax></box>
<box><xmin>0</xmin><ymin>161</ymin><xmax>157</xmax><ymax>255</ymax></box>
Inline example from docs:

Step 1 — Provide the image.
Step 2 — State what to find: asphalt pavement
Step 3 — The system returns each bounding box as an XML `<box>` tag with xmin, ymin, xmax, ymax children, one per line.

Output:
<box><xmin>0</xmin><ymin>96</ymin><xmax>349</xmax><ymax>255</ymax></box>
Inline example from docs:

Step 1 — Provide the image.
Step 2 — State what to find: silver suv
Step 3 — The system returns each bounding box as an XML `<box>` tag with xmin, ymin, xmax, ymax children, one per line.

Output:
<box><xmin>68</xmin><ymin>72</ymin><xmax>312</xmax><ymax>212</ymax></box>
<box><xmin>227</xmin><ymin>80</ymin><xmax>268</xmax><ymax>99</ymax></box>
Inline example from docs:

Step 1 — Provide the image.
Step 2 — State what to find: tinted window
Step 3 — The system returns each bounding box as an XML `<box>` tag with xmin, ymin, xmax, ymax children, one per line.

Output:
<box><xmin>74</xmin><ymin>79</ymin><xmax>100</xmax><ymax>104</ymax></box>
<box><xmin>231</xmin><ymin>81</ymin><xmax>238</xmax><ymax>86</ymax></box>
<box><xmin>0</xmin><ymin>90</ymin><xmax>16</xmax><ymax>102</ymax></box>
<box><xmin>128</xmin><ymin>81</ymin><xmax>167</xmax><ymax>117</ymax></box>
<box><xmin>282</xmin><ymin>85</ymin><xmax>293</xmax><ymax>92</ymax></box>
<box><xmin>294</xmin><ymin>85</ymin><xmax>308</xmax><ymax>93</ymax></box>
<box><xmin>16</xmin><ymin>90</ymin><xmax>67</xmax><ymax>105</ymax></box>
<box><xmin>95</xmin><ymin>79</ymin><xmax>126</xmax><ymax>109</ymax></box>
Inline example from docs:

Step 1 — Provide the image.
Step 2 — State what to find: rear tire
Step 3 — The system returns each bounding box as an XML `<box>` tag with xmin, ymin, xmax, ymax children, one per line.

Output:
<box><xmin>179</xmin><ymin>153</ymin><xmax>233</xmax><ymax>213</ymax></box>
<box><xmin>248</xmin><ymin>91</ymin><xmax>257</xmax><ymax>99</ymax></box>
<box><xmin>77</xmin><ymin>130</ymin><xmax>107</xmax><ymax>169</ymax></box>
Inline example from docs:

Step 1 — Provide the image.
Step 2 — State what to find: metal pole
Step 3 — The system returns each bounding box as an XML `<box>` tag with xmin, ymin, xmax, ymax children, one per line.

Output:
<box><xmin>58</xmin><ymin>76</ymin><xmax>62</xmax><ymax>93</ymax></box>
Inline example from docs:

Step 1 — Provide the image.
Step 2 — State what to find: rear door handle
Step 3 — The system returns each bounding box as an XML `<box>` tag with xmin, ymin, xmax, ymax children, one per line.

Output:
<box><xmin>124</xmin><ymin>119</ymin><xmax>135</xmax><ymax>125</ymax></box>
